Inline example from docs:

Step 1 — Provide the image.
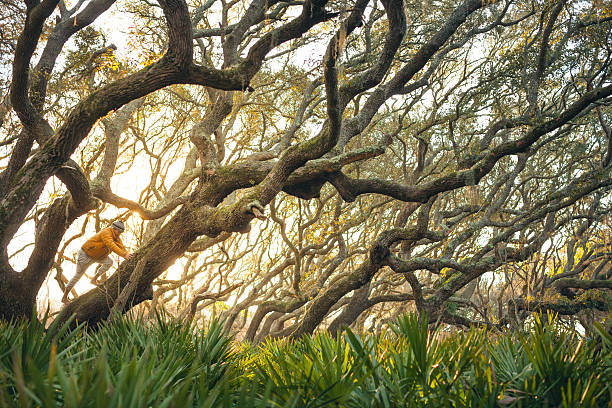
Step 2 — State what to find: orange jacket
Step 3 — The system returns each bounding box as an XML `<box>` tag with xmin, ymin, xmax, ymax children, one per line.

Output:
<box><xmin>81</xmin><ymin>228</ymin><xmax>128</xmax><ymax>259</ymax></box>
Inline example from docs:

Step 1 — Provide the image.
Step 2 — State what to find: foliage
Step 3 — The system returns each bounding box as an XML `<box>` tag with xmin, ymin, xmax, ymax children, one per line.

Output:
<box><xmin>1</xmin><ymin>0</ymin><xmax>612</xmax><ymax>342</ymax></box>
<box><xmin>0</xmin><ymin>313</ymin><xmax>610</xmax><ymax>407</ymax></box>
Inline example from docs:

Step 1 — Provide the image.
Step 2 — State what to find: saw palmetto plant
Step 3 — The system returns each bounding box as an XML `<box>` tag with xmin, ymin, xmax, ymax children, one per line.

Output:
<box><xmin>0</xmin><ymin>312</ymin><xmax>609</xmax><ymax>407</ymax></box>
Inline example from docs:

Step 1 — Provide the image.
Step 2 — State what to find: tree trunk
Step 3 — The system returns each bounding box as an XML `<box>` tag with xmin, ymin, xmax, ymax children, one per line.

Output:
<box><xmin>0</xmin><ymin>270</ymin><xmax>35</xmax><ymax>321</ymax></box>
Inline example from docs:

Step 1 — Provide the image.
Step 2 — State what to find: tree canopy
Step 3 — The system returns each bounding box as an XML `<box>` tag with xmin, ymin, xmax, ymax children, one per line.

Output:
<box><xmin>0</xmin><ymin>0</ymin><xmax>611</xmax><ymax>338</ymax></box>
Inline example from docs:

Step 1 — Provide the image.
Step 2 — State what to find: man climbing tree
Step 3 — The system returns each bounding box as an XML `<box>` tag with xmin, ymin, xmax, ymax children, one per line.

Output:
<box><xmin>62</xmin><ymin>220</ymin><xmax>131</xmax><ymax>304</ymax></box>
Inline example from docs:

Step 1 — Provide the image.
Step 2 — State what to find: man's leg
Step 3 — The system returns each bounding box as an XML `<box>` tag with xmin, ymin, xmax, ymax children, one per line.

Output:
<box><xmin>92</xmin><ymin>256</ymin><xmax>113</xmax><ymax>284</ymax></box>
<box><xmin>62</xmin><ymin>249</ymin><xmax>93</xmax><ymax>303</ymax></box>
<box><xmin>91</xmin><ymin>264</ymin><xmax>104</xmax><ymax>283</ymax></box>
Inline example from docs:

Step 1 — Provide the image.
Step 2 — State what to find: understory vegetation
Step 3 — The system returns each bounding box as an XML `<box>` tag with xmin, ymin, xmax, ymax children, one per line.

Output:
<box><xmin>0</xmin><ymin>313</ymin><xmax>610</xmax><ymax>407</ymax></box>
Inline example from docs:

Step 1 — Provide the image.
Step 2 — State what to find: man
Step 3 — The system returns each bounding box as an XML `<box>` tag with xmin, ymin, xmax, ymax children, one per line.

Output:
<box><xmin>61</xmin><ymin>220</ymin><xmax>132</xmax><ymax>303</ymax></box>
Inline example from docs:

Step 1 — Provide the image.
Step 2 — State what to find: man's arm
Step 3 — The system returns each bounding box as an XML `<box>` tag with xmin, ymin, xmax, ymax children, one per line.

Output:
<box><xmin>116</xmin><ymin>238</ymin><xmax>132</xmax><ymax>260</ymax></box>
<box><xmin>100</xmin><ymin>229</ymin><xmax>129</xmax><ymax>257</ymax></box>
<box><xmin>116</xmin><ymin>238</ymin><xmax>127</xmax><ymax>251</ymax></box>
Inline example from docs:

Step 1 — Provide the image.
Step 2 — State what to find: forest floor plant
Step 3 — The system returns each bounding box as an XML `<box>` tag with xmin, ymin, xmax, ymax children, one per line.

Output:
<box><xmin>0</xmin><ymin>312</ymin><xmax>609</xmax><ymax>407</ymax></box>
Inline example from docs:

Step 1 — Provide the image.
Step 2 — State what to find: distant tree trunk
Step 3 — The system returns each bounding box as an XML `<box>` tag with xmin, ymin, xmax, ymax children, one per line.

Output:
<box><xmin>327</xmin><ymin>283</ymin><xmax>371</xmax><ymax>335</ymax></box>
